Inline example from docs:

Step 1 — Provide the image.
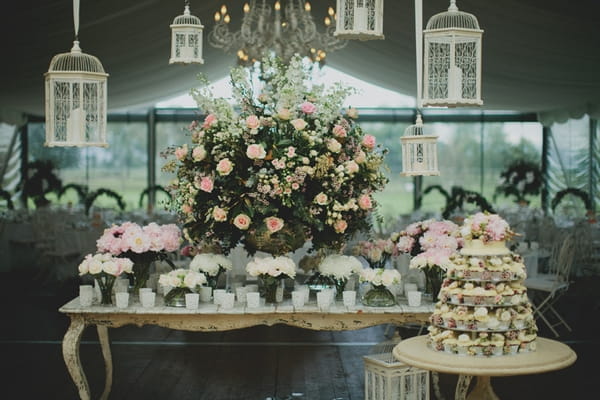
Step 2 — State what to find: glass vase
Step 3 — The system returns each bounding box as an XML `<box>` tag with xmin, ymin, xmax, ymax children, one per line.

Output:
<box><xmin>164</xmin><ymin>286</ymin><xmax>193</xmax><ymax>307</ymax></box>
<box><xmin>205</xmin><ymin>269</ymin><xmax>223</xmax><ymax>291</ymax></box>
<box><xmin>132</xmin><ymin>261</ymin><xmax>151</xmax><ymax>294</ymax></box>
<box><xmin>259</xmin><ymin>275</ymin><xmax>283</xmax><ymax>304</ymax></box>
<box><xmin>366</xmin><ymin>254</ymin><xmax>390</xmax><ymax>270</ymax></box>
<box><xmin>334</xmin><ymin>278</ymin><xmax>348</xmax><ymax>299</ymax></box>
<box><xmin>362</xmin><ymin>285</ymin><xmax>396</xmax><ymax>307</ymax></box>
<box><xmin>95</xmin><ymin>275</ymin><xmax>116</xmax><ymax>306</ymax></box>
<box><xmin>423</xmin><ymin>265</ymin><xmax>444</xmax><ymax>300</ymax></box>
<box><xmin>305</xmin><ymin>271</ymin><xmax>335</xmax><ymax>292</ymax></box>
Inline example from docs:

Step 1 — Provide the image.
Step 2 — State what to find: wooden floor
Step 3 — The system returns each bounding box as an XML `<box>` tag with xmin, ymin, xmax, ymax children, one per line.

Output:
<box><xmin>0</xmin><ymin>272</ymin><xmax>598</xmax><ymax>400</ymax></box>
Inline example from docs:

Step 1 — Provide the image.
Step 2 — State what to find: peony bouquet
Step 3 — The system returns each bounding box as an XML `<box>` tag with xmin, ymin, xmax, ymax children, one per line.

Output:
<box><xmin>319</xmin><ymin>254</ymin><xmax>362</xmax><ymax>280</ymax></box>
<box><xmin>246</xmin><ymin>255</ymin><xmax>297</xmax><ymax>303</ymax></box>
<box><xmin>164</xmin><ymin>55</ymin><xmax>388</xmax><ymax>256</ymax></box>
<box><xmin>460</xmin><ymin>212</ymin><xmax>515</xmax><ymax>243</ymax></box>
<box><xmin>353</xmin><ymin>238</ymin><xmax>397</xmax><ymax>269</ymax></box>
<box><xmin>189</xmin><ymin>253</ymin><xmax>233</xmax><ymax>289</ymax></box>
<box><xmin>78</xmin><ymin>253</ymin><xmax>134</xmax><ymax>304</ymax></box>
<box><xmin>359</xmin><ymin>268</ymin><xmax>401</xmax><ymax>288</ymax></box>
<box><xmin>394</xmin><ymin>219</ymin><xmax>460</xmax><ymax>257</ymax></box>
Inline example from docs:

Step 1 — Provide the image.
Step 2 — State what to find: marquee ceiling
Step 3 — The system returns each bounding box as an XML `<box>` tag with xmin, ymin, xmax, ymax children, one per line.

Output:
<box><xmin>2</xmin><ymin>0</ymin><xmax>600</xmax><ymax>118</ymax></box>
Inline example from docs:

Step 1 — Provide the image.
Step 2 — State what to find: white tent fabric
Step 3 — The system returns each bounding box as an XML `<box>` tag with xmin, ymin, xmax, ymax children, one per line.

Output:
<box><xmin>1</xmin><ymin>0</ymin><xmax>599</xmax><ymax>121</ymax></box>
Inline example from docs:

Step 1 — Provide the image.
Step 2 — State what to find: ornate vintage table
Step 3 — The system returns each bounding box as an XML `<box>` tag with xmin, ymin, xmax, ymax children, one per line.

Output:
<box><xmin>393</xmin><ymin>335</ymin><xmax>577</xmax><ymax>400</ymax></box>
<box><xmin>59</xmin><ymin>296</ymin><xmax>434</xmax><ymax>400</ymax></box>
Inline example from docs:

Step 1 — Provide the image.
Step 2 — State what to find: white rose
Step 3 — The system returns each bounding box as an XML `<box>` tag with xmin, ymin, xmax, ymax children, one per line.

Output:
<box><xmin>169</xmin><ymin>275</ymin><xmax>181</xmax><ymax>287</ymax></box>
<box><xmin>88</xmin><ymin>259</ymin><xmax>102</xmax><ymax>275</ymax></box>
<box><xmin>102</xmin><ymin>261</ymin><xmax>119</xmax><ymax>276</ymax></box>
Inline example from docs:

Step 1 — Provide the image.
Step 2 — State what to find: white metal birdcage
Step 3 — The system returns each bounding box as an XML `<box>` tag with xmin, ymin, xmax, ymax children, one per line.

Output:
<box><xmin>422</xmin><ymin>0</ymin><xmax>483</xmax><ymax>107</ymax></box>
<box><xmin>335</xmin><ymin>0</ymin><xmax>384</xmax><ymax>40</ymax></box>
<box><xmin>401</xmin><ymin>115</ymin><xmax>439</xmax><ymax>176</ymax></box>
<box><xmin>170</xmin><ymin>3</ymin><xmax>204</xmax><ymax>64</ymax></box>
<box><xmin>45</xmin><ymin>35</ymin><xmax>108</xmax><ymax>147</ymax></box>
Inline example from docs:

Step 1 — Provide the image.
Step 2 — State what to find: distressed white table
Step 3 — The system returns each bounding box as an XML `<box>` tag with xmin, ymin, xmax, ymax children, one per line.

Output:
<box><xmin>59</xmin><ymin>296</ymin><xmax>434</xmax><ymax>400</ymax></box>
<box><xmin>393</xmin><ymin>335</ymin><xmax>577</xmax><ymax>400</ymax></box>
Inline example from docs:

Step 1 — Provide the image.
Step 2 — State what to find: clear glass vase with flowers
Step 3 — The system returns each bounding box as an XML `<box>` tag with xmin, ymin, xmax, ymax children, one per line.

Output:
<box><xmin>246</xmin><ymin>256</ymin><xmax>296</xmax><ymax>303</ymax></box>
<box><xmin>159</xmin><ymin>269</ymin><xmax>207</xmax><ymax>307</ymax></box>
<box><xmin>189</xmin><ymin>253</ymin><xmax>233</xmax><ymax>290</ymax></box>
<box><xmin>318</xmin><ymin>254</ymin><xmax>363</xmax><ymax>298</ymax></box>
<box><xmin>359</xmin><ymin>267</ymin><xmax>401</xmax><ymax>307</ymax></box>
<box><xmin>78</xmin><ymin>254</ymin><xmax>134</xmax><ymax>305</ymax></box>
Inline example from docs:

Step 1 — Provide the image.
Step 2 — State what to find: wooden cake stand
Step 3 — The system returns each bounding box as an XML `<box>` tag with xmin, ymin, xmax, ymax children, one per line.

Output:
<box><xmin>393</xmin><ymin>335</ymin><xmax>576</xmax><ymax>400</ymax></box>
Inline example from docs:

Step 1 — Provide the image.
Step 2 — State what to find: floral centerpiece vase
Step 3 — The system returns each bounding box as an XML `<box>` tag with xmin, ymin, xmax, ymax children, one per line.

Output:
<box><xmin>78</xmin><ymin>253</ymin><xmax>134</xmax><ymax>306</ymax></box>
<box><xmin>159</xmin><ymin>269</ymin><xmax>206</xmax><ymax>307</ymax></box>
<box><xmin>318</xmin><ymin>254</ymin><xmax>362</xmax><ymax>299</ymax></box>
<box><xmin>362</xmin><ymin>285</ymin><xmax>396</xmax><ymax>307</ymax></box>
<box><xmin>190</xmin><ymin>253</ymin><xmax>233</xmax><ymax>291</ymax></box>
<box><xmin>359</xmin><ymin>268</ymin><xmax>401</xmax><ymax>307</ymax></box>
<box><xmin>247</xmin><ymin>256</ymin><xmax>296</xmax><ymax>304</ymax></box>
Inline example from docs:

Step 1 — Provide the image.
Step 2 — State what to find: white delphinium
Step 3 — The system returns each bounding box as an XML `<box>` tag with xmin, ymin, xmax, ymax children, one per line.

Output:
<box><xmin>319</xmin><ymin>255</ymin><xmax>362</xmax><ymax>280</ymax></box>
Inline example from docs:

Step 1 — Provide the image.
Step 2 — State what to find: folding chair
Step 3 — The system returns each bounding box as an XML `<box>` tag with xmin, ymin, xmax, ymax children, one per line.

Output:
<box><xmin>525</xmin><ymin>234</ymin><xmax>576</xmax><ymax>337</ymax></box>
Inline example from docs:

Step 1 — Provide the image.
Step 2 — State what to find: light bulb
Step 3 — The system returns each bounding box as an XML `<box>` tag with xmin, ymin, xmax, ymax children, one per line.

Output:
<box><xmin>243</xmin><ymin>3</ymin><xmax>250</xmax><ymax>13</ymax></box>
<box><xmin>304</xmin><ymin>2</ymin><xmax>311</xmax><ymax>12</ymax></box>
<box><xmin>275</xmin><ymin>1</ymin><xmax>281</xmax><ymax>11</ymax></box>
<box><xmin>214</xmin><ymin>11</ymin><xmax>221</xmax><ymax>22</ymax></box>
<box><xmin>324</xmin><ymin>17</ymin><xmax>331</xmax><ymax>26</ymax></box>
<box><xmin>220</xmin><ymin>5</ymin><xmax>227</xmax><ymax>14</ymax></box>
<box><xmin>224</xmin><ymin>14</ymin><xmax>231</xmax><ymax>23</ymax></box>
<box><xmin>328</xmin><ymin>7</ymin><xmax>334</xmax><ymax>16</ymax></box>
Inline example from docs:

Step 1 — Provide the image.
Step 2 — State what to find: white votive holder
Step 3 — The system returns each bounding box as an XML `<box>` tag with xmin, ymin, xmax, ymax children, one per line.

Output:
<box><xmin>236</xmin><ymin>287</ymin><xmax>247</xmax><ymax>303</ymax></box>
<box><xmin>79</xmin><ymin>285</ymin><xmax>93</xmax><ymax>307</ymax></box>
<box><xmin>185</xmin><ymin>293</ymin><xmax>199</xmax><ymax>310</ymax></box>
<box><xmin>246</xmin><ymin>292</ymin><xmax>260</xmax><ymax>308</ymax></box>
<box><xmin>245</xmin><ymin>284</ymin><xmax>259</xmax><ymax>293</ymax></box>
<box><xmin>407</xmin><ymin>291</ymin><xmax>422</xmax><ymax>307</ymax></box>
<box><xmin>221</xmin><ymin>293</ymin><xmax>235</xmax><ymax>309</ymax></box>
<box><xmin>114</xmin><ymin>279</ymin><xmax>129</xmax><ymax>293</ymax></box>
<box><xmin>213</xmin><ymin>289</ymin><xmax>226</xmax><ymax>305</ymax></box>
<box><xmin>291</xmin><ymin>291</ymin><xmax>305</xmax><ymax>308</ymax></box>
<box><xmin>404</xmin><ymin>283</ymin><xmax>418</xmax><ymax>296</ymax></box>
<box><xmin>199</xmin><ymin>286</ymin><xmax>212</xmax><ymax>302</ymax></box>
<box><xmin>342</xmin><ymin>290</ymin><xmax>356</xmax><ymax>307</ymax></box>
<box><xmin>140</xmin><ymin>291</ymin><xmax>156</xmax><ymax>308</ymax></box>
<box><xmin>317</xmin><ymin>291</ymin><xmax>330</xmax><ymax>312</ymax></box>
<box><xmin>115</xmin><ymin>292</ymin><xmax>129</xmax><ymax>309</ymax></box>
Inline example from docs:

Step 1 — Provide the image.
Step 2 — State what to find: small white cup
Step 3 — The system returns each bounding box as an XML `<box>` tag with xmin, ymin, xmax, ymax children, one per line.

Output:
<box><xmin>213</xmin><ymin>289</ymin><xmax>227</xmax><ymax>305</ymax></box>
<box><xmin>245</xmin><ymin>284</ymin><xmax>259</xmax><ymax>293</ymax></box>
<box><xmin>114</xmin><ymin>279</ymin><xmax>129</xmax><ymax>293</ymax></box>
<box><xmin>115</xmin><ymin>292</ymin><xmax>129</xmax><ymax>308</ymax></box>
<box><xmin>291</xmin><ymin>291</ymin><xmax>305</xmax><ymax>308</ymax></box>
<box><xmin>185</xmin><ymin>293</ymin><xmax>199</xmax><ymax>310</ymax></box>
<box><xmin>221</xmin><ymin>293</ymin><xmax>235</xmax><ymax>309</ymax></box>
<box><xmin>407</xmin><ymin>291</ymin><xmax>422</xmax><ymax>307</ymax></box>
<box><xmin>317</xmin><ymin>291</ymin><xmax>330</xmax><ymax>311</ymax></box>
<box><xmin>236</xmin><ymin>287</ymin><xmax>247</xmax><ymax>303</ymax></box>
<box><xmin>199</xmin><ymin>286</ymin><xmax>212</xmax><ymax>302</ymax></box>
<box><xmin>79</xmin><ymin>285</ymin><xmax>94</xmax><ymax>307</ymax></box>
<box><xmin>246</xmin><ymin>292</ymin><xmax>260</xmax><ymax>308</ymax></box>
<box><xmin>140</xmin><ymin>291</ymin><xmax>156</xmax><ymax>308</ymax></box>
<box><xmin>342</xmin><ymin>290</ymin><xmax>356</xmax><ymax>307</ymax></box>
<box><xmin>139</xmin><ymin>288</ymin><xmax>152</xmax><ymax>294</ymax></box>
<box><xmin>404</xmin><ymin>283</ymin><xmax>418</xmax><ymax>296</ymax></box>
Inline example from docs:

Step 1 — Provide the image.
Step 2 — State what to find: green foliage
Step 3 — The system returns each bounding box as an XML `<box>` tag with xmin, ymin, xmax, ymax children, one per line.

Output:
<box><xmin>21</xmin><ymin>160</ymin><xmax>62</xmax><ymax>208</ymax></box>
<box><xmin>85</xmin><ymin>188</ymin><xmax>126</xmax><ymax>215</ymax></box>
<box><xmin>58</xmin><ymin>183</ymin><xmax>89</xmax><ymax>204</ymax></box>
<box><xmin>551</xmin><ymin>188</ymin><xmax>592</xmax><ymax>213</ymax></box>
<box><xmin>139</xmin><ymin>185</ymin><xmax>171</xmax><ymax>208</ymax></box>
<box><xmin>494</xmin><ymin>160</ymin><xmax>542</xmax><ymax>203</ymax></box>
<box><xmin>0</xmin><ymin>189</ymin><xmax>14</xmax><ymax>209</ymax></box>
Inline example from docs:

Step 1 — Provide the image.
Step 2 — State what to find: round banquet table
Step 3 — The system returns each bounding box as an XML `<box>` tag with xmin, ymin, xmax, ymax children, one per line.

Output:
<box><xmin>393</xmin><ymin>336</ymin><xmax>576</xmax><ymax>400</ymax></box>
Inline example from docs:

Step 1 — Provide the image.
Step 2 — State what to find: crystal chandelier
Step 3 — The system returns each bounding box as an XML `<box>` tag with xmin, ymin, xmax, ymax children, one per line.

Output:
<box><xmin>209</xmin><ymin>1</ymin><xmax>347</xmax><ymax>66</ymax></box>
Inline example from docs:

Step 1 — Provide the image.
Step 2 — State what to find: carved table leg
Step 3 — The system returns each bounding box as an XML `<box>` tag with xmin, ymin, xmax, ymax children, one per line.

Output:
<box><xmin>97</xmin><ymin>325</ymin><xmax>113</xmax><ymax>400</ymax></box>
<box><xmin>455</xmin><ymin>375</ymin><xmax>473</xmax><ymax>400</ymax></box>
<box><xmin>466</xmin><ymin>376</ymin><xmax>499</xmax><ymax>400</ymax></box>
<box><xmin>62</xmin><ymin>315</ymin><xmax>90</xmax><ymax>400</ymax></box>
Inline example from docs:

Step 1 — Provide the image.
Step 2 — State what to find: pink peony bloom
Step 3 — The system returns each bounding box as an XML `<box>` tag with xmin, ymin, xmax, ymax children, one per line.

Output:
<box><xmin>212</xmin><ymin>206</ymin><xmax>228</xmax><ymax>222</ymax></box>
<box><xmin>362</xmin><ymin>134</ymin><xmax>376</xmax><ymax>150</ymax></box>
<box><xmin>265</xmin><ymin>216</ymin><xmax>285</xmax><ymax>233</ymax></box>
<box><xmin>290</xmin><ymin>118</ymin><xmax>308</xmax><ymax>131</ymax></box>
<box><xmin>233</xmin><ymin>214</ymin><xmax>251</xmax><ymax>230</ymax></box>
<box><xmin>246</xmin><ymin>115</ymin><xmax>260</xmax><ymax>130</ymax></box>
<box><xmin>246</xmin><ymin>144</ymin><xmax>267</xmax><ymax>159</ymax></box>
<box><xmin>300</xmin><ymin>101</ymin><xmax>317</xmax><ymax>114</ymax></box>
<box><xmin>396</xmin><ymin>236</ymin><xmax>415</xmax><ymax>253</ymax></box>
<box><xmin>199</xmin><ymin>176</ymin><xmax>214</xmax><ymax>193</ymax></box>
<box><xmin>143</xmin><ymin>222</ymin><xmax>164</xmax><ymax>252</ymax></box>
<box><xmin>216</xmin><ymin>158</ymin><xmax>234</xmax><ymax>175</ymax></box>
<box><xmin>405</xmin><ymin>222</ymin><xmax>422</xmax><ymax>236</ymax></box>
<box><xmin>202</xmin><ymin>114</ymin><xmax>218</xmax><ymax>129</ymax></box>
<box><xmin>358</xmin><ymin>194</ymin><xmax>372</xmax><ymax>210</ymax></box>
<box><xmin>333</xmin><ymin>219</ymin><xmax>348</xmax><ymax>233</ymax></box>
<box><xmin>332</xmin><ymin>124</ymin><xmax>347</xmax><ymax>138</ymax></box>
<box><xmin>160</xmin><ymin>224</ymin><xmax>182</xmax><ymax>252</ymax></box>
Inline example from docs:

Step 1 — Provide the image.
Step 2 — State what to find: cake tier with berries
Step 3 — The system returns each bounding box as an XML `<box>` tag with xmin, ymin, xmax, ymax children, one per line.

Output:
<box><xmin>427</xmin><ymin>239</ymin><xmax>538</xmax><ymax>357</ymax></box>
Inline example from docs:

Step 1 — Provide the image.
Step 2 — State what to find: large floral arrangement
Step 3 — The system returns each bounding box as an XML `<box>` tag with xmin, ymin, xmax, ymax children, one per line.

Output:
<box><xmin>353</xmin><ymin>238</ymin><xmax>397</xmax><ymax>268</ymax></box>
<box><xmin>189</xmin><ymin>253</ymin><xmax>233</xmax><ymax>289</ymax></box>
<box><xmin>460</xmin><ymin>212</ymin><xmax>515</xmax><ymax>243</ymax></box>
<box><xmin>164</xmin><ymin>55</ymin><xmax>388</xmax><ymax>255</ymax></box>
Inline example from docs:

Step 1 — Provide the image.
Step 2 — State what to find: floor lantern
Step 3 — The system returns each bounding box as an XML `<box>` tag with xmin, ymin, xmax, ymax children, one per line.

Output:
<box><xmin>335</xmin><ymin>0</ymin><xmax>385</xmax><ymax>40</ymax></box>
<box><xmin>400</xmin><ymin>114</ymin><xmax>439</xmax><ymax>176</ymax></box>
<box><xmin>44</xmin><ymin>0</ymin><xmax>108</xmax><ymax>147</ymax></box>
<box><xmin>422</xmin><ymin>0</ymin><xmax>483</xmax><ymax>107</ymax></box>
<box><xmin>169</xmin><ymin>1</ymin><xmax>204</xmax><ymax>65</ymax></box>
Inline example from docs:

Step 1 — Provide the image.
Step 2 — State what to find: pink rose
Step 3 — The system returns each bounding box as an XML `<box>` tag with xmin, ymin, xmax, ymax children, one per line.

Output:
<box><xmin>354</xmin><ymin>150</ymin><xmax>367</xmax><ymax>164</ymax></box>
<box><xmin>290</xmin><ymin>118</ymin><xmax>308</xmax><ymax>131</ymax></box>
<box><xmin>277</xmin><ymin>108</ymin><xmax>292</xmax><ymax>120</ymax></box>
<box><xmin>345</xmin><ymin>160</ymin><xmax>359</xmax><ymax>174</ymax></box>
<box><xmin>358</xmin><ymin>194</ymin><xmax>372</xmax><ymax>210</ymax></box>
<box><xmin>333</xmin><ymin>219</ymin><xmax>348</xmax><ymax>233</ymax></box>
<box><xmin>246</xmin><ymin>115</ymin><xmax>260</xmax><ymax>130</ymax></box>
<box><xmin>287</xmin><ymin>146</ymin><xmax>296</xmax><ymax>157</ymax></box>
<box><xmin>300</xmin><ymin>101</ymin><xmax>317</xmax><ymax>114</ymax></box>
<box><xmin>199</xmin><ymin>176</ymin><xmax>214</xmax><ymax>193</ymax></box>
<box><xmin>265</xmin><ymin>216</ymin><xmax>284</xmax><ymax>233</ymax></box>
<box><xmin>233</xmin><ymin>214</ymin><xmax>251</xmax><ymax>230</ymax></box>
<box><xmin>346</xmin><ymin>107</ymin><xmax>359</xmax><ymax>119</ymax></box>
<box><xmin>216</xmin><ymin>158</ymin><xmax>234</xmax><ymax>175</ymax></box>
<box><xmin>332</xmin><ymin>124</ymin><xmax>347</xmax><ymax>138</ymax></box>
<box><xmin>326</xmin><ymin>139</ymin><xmax>342</xmax><ymax>153</ymax></box>
<box><xmin>314</xmin><ymin>192</ymin><xmax>328</xmax><ymax>205</ymax></box>
<box><xmin>212</xmin><ymin>206</ymin><xmax>228</xmax><ymax>222</ymax></box>
<box><xmin>181</xmin><ymin>204</ymin><xmax>192</xmax><ymax>214</ymax></box>
<box><xmin>174</xmin><ymin>144</ymin><xmax>188</xmax><ymax>161</ymax></box>
<box><xmin>202</xmin><ymin>114</ymin><xmax>218</xmax><ymax>129</ymax></box>
<box><xmin>246</xmin><ymin>144</ymin><xmax>266</xmax><ymax>159</ymax></box>
<box><xmin>362</xmin><ymin>134</ymin><xmax>376</xmax><ymax>150</ymax></box>
<box><xmin>192</xmin><ymin>145</ymin><xmax>207</xmax><ymax>161</ymax></box>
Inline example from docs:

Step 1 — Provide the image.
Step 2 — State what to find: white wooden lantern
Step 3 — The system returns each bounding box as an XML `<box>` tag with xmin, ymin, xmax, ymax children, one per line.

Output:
<box><xmin>44</xmin><ymin>41</ymin><xmax>108</xmax><ymax>147</ymax></box>
<box><xmin>364</xmin><ymin>353</ymin><xmax>430</xmax><ymax>400</ymax></box>
<box><xmin>422</xmin><ymin>0</ymin><xmax>483</xmax><ymax>107</ymax></box>
<box><xmin>401</xmin><ymin>115</ymin><xmax>439</xmax><ymax>176</ymax></box>
<box><xmin>170</xmin><ymin>3</ymin><xmax>204</xmax><ymax>65</ymax></box>
<box><xmin>335</xmin><ymin>0</ymin><xmax>384</xmax><ymax>40</ymax></box>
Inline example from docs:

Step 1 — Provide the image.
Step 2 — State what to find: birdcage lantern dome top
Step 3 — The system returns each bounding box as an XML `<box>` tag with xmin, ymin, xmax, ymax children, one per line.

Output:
<box><xmin>172</xmin><ymin>5</ymin><xmax>203</xmax><ymax>27</ymax></box>
<box><xmin>401</xmin><ymin>115</ymin><xmax>440</xmax><ymax>177</ymax></box>
<box><xmin>47</xmin><ymin>41</ymin><xmax>107</xmax><ymax>75</ymax></box>
<box><xmin>425</xmin><ymin>1</ymin><xmax>481</xmax><ymax>31</ymax></box>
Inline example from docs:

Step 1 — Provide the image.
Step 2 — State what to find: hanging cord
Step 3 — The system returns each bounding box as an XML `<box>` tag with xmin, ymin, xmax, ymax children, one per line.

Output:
<box><xmin>415</xmin><ymin>0</ymin><xmax>423</xmax><ymax>116</ymax></box>
<box><xmin>73</xmin><ymin>0</ymin><xmax>80</xmax><ymax>40</ymax></box>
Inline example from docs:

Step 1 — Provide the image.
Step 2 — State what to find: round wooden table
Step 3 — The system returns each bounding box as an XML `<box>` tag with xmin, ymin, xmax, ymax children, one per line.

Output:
<box><xmin>393</xmin><ymin>336</ymin><xmax>577</xmax><ymax>400</ymax></box>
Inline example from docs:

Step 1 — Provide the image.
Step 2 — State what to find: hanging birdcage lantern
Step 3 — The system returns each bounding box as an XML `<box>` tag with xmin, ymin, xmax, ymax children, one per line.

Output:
<box><xmin>44</xmin><ymin>0</ymin><xmax>108</xmax><ymax>147</ymax></box>
<box><xmin>170</xmin><ymin>1</ymin><xmax>204</xmax><ymax>64</ymax></box>
<box><xmin>422</xmin><ymin>0</ymin><xmax>483</xmax><ymax>107</ymax></box>
<box><xmin>335</xmin><ymin>0</ymin><xmax>384</xmax><ymax>40</ymax></box>
<box><xmin>401</xmin><ymin>115</ymin><xmax>439</xmax><ymax>176</ymax></box>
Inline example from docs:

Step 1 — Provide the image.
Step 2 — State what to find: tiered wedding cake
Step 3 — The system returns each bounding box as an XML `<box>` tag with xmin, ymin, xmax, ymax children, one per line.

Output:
<box><xmin>427</xmin><ymin>214</ymin><xmax>538</xmax><ymax>356</ymax></box>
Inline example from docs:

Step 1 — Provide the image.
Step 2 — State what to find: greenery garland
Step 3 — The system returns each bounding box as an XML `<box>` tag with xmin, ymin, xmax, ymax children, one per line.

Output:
<box><xmin>0</xmin><ymin>189</ymin><xmax>14</xmax><ymax>210</ymax></box>
<box><xmin>58</xmin><ymin>183</ymin><xmax>89</xmax><ymax>204</ymax></box>
<box><xmin>138</xmin><ymin>185</ymin><xmax>171</xmax><ymax>208</ymax></box>
<box><xmin>551</xmin><ymin>188</ymin><xmax>592</xmax><ymax>213</ymax></box>
<box><xmin>422</xmin><ymin>185</ymin><xmax>451</xmax><ymax>204</ymax></box>
<box><xmin>85</xmin><ymin>188</ymin><xmax>126</xmax><ymax>215</ymax></box>
<box><xmin>494</xmin><ymin>160</ymin><xmax>542</xmax><ymax>203</ymax></box>
<box><xmin>442</xmin><ymin>186</ymin><xmax>495</xmax><ymax>219</ymax></box>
